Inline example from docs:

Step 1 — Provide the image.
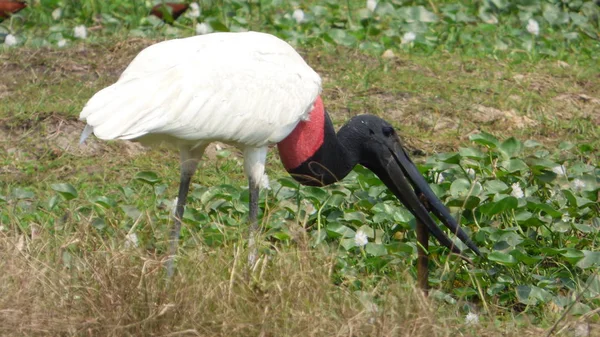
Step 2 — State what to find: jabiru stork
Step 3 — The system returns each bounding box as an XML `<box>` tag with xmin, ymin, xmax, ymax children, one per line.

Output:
<box><xmin>79</xmin><ymin>32</ymin><xmax>481</xmax><ymax>286</ymax></box>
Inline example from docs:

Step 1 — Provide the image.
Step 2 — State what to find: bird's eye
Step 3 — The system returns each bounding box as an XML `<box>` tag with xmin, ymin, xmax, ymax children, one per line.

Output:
<box><xmin>382</xmin><ymin>126</ymin><xmax>394</xmax><ymax>137</ymax></box>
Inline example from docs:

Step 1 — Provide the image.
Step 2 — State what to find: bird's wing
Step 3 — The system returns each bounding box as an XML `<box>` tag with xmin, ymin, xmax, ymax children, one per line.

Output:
<box><xmin>80</xmin><ymin>32</ymin><xmax>322</xmax><ymax>147</ymax></box>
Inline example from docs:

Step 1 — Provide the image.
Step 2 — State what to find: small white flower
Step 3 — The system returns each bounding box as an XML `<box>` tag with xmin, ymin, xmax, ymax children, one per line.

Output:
<box><xmin>0</xmin><ymin>225</ymin><xmax>5</xmax><ymax>231</ymax></box>
<box><xmin>260</xmin><ymin>173</ymin><xmax>271</xmax><ymax>190</ymax></box>
<box><xmin>552</xmin><ymin>165</ymin><xmax>566</xmax><ymax>176</ymax></box>
<box><xmin>74</xmin><ymin>25</ymin><xmax>87</xmax><ymax>39</ymax></box>
<box><xmin>57</xmin><ymin>39</ymin><xmax>67</xmax><ymax>48</ymax></box>
<box><xmin>187</xmin><ymin>3</ymin><xmax>200</xmax><ymax>18</ymax></box>
<box><xmin>465</xmin><ymin>312</ymin><xmax>479</xmax><ymax>325</ymax></box>
<box><xmin>354</xmin><ymin>230</ymin><xmax>368</xmax><ymax>247</ymax></box>
<box><xmin>4</xmin><ymin>34</ymin><xmax>17</xmax><ymax>46</ymax></box>
<box><xmin>510</xmin><ymin>183</ymin><xmax>524</xmax><ymax>198</ymax></box>
<box><xmin>572</xmin><ymin>179</ymin><xmax>586</xmax><ymax>190</ymax></box>
<box><xmin>526</xmin><ymin>19</ymin><xmax>539</xmax><ymax>36</ymax></box>
<box><xmin>561</xmin><ymin>214</ymin><xmax>571</xmax><ymax>223</ymax></box>
<box><xmin>366</xmin><ymin>0</ymin><xmax>377</xmax><ymax>12</ymax></box>
<box><xmin>52</xmin><ymin>8</ymin><xmax>62</xmax><ymax>20</ymax></box>
<box><xmin>292</xmin><ymin>9</ymin><xmax>305</xmax><ymax>24</ymax></box>
<box><xmin>195</xmin><ymin>22</ymin><xmax>212</xmax><ymax>35</ymax></box>
<box><xmin>401</xmin><ymin>32</ymin><xmax>416</xmax><ymax>44</ymax></box>
<box><xmin>381</xmin><ymin>49</ymin><xmax>395</xmax><ymax>59</ymax></box>
<box><xmin>466</xmin><ymin>168</ymin><xmax>476</xmax><ymax>179</ymax></box>
<box><xmin>435</xmin><ymin>173</ymin><xmax>445</xmax><ymax>184</ymax></box>
<box><xmin>125</xmin><ymin>233</ymin><xmax>139</xmax><ymax>248</ymax></box>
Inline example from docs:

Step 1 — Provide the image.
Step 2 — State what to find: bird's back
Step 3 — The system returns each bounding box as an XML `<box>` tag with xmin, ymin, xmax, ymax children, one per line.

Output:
<box><xmin>80</xmin><ymin>32</ymin><xmax>322</xmax><ymax>147</ymax></box>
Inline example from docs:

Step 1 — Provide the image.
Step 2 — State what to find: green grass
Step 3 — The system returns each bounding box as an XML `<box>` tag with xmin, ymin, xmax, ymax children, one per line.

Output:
<box><xmin>1</xmin><ymin>0</ymin><xmax>600</xmax><ymax>335</ymax></box>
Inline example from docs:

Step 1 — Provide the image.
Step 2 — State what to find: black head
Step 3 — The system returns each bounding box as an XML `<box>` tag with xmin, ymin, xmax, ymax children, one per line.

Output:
<box><xmin>338</xmin><ymin>114</ymin><xmax>481</xmax><ymax>256</ymax></box>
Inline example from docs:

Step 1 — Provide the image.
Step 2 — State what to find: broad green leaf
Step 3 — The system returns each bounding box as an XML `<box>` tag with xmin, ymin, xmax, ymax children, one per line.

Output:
<box><xmin>13</xmin><ymin>188</ymin><xmax>34</xmax><ymax>200</ymax></box>
<box><xmin>343</xmin><ymin>211</ymin><xmax>368</xmax><ymax>224</ymax></box>
<box><xmin>479</xmin><ymin>197</ymin><xmax>518</xmax><ymax>216</ymax></box>
<box><xmin>469</xmin><ymin>132</ymin><xmax>499</xmax><ymax>148</ymax></box>
<box><xmin>120</xmin><ymin>205</ymin><xmax>142</xmax><ymax>219</ymax></box>
<box><xmin>450</xmin><ymin>178</ymin><xmax>471</xmax><ymax>198</ymax></box>
<box><xmin>51</xmin><ymin>183</ymin><xmax>78</xmax><ymax>200</ymax></box>
<box><xmin>459</xmin><ymin>147</ymin><xmax>485</xmax><ymax>159</ymax></box>
<box><xmin>209</xmin><ymin>20</ymin><xmax>229</xmax><ymax>32</ymax></box>
<box><xmin>340</xmin><ymin>238</ymin><xmax>357</xmax><ymax>250</ymax></box>
<box><xmin>488</xmin><ymin>251</ymin><xmax>518</xmax><ymax>266</ymax></box>
<box><xmin>327</xmin><ymin>29</ymin><xmax>357</xmax><ymax>47</ymax></box>
<box><xmin>562</xmin><ymin>248</ymin><xmax>584</xmax><ymax>264</ymax></box>
<box><xmin>91</xmin><ymin>196</ymin><xmax>117</xmax><ymax>208</ymax></box>
<box><xmin>528</xmin><ymin>202</ymin><xmax>562</xmax><ymax>218</ymax></box>
<box><xmin>401</xmin><ymin>6</ymin><xmax>438</xmax><ymax>23</ymax></box>
<box><xmin>516</xmin><ymin>285</ymin><xmax>551</xmax><ymax>305</ymax></box>
<box><xmin>576</xmin><ymin>251</ymin><xmax>600</xmax><ymax>269</ymax></box>
<box><xmin>47</xmin><ymin>195</ymin><xmax>60</xmax><ymax>210</ymax></box>
<box><xmin>510</xmin><ymin>250</ymin><xmax>543</xmax><ymax>265</ymax></box>
<box><xmin>134</xmin><ymin>171</ymin><xmax>161</xmax><ymax>185</ymax></box>
<box><xmin>501</xmin><ymin>158</ymin><xmax>529</xmax><ymax>173</ymax></box>
<box><xmin>483</xmin><ymin>180</ymin><xmax>509</xmax><ymax>194</ymax></box>
<box><xmin>366</xmin><ymin>243</ymin><xmax>387</xmax><ymax>256</ymax></box>
<box><xmin>542</xmin><ymin>3</ymin><xmax>569</xmax><ymax>25</ymax></box>
<box><xmin>499</xmin><ymin>137</ymin><xmax>522</xmax><ymax>158</ymax></box>
<box><xmin>326</xmin><ymin>223</ymin><xmax>355</xmax><ymax>238</ymax></box>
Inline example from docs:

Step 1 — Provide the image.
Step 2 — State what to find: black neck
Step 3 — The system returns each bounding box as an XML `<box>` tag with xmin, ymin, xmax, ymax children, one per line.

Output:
<box><xmin>287</xmin><ymin>111</ymin><xmax>361</xmax><ymax>186</ymax></box>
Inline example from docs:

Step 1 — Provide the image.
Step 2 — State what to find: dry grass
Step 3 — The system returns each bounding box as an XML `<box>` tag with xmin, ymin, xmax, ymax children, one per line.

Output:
<box><xmin>0</xmin><ymin>229</ymin><xmax>545</xmax><ymax>337</ymax></box>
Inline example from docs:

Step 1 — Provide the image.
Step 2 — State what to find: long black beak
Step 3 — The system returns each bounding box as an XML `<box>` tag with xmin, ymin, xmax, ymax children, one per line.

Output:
<box><xmin>369</xmin><ymin>140</ymin><xmax>481</xmax><ymax>257</ymax></box>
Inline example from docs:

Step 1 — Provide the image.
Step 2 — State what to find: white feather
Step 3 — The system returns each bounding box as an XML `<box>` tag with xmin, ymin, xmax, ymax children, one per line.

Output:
<box><xmin>80</xmin><ymin>32</ymin><xmax>322</xmax><ymax>149</ymax></box>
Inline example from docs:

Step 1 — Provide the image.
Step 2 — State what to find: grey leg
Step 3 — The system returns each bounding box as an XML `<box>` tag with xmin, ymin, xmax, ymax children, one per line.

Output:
<box><xmin>247</xmin><ymin>175</ymin><xmax>260</xmax><ymax>267</ymax></box>
<box><xmin>166</xmin><ymin>145</ymin><xmax>206</xmax><ymax>278</ymax></box>
<box><xmin>242</xmin><ymin>147</ymin><xmax>268</xmax><ymax>268</ymax></box>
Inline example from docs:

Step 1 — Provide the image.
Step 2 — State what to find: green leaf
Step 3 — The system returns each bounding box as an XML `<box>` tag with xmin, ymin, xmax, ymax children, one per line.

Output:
<box><xmin>91</xmin><ymin>196</ymin><xmax>117</xmax><ymax>208</ymax></box>
<box><xmin>488</xmin><ymin>251</ymin><xmax>518</xmax><ymax>266</ymax></box>
<box><xmin>365</xmin><ymin>243</ymin><xmax>387</xmax><ymax>256</ymax></box>
<box><xmin>13</xmin><ymin>188</ymin><xmax>34</xmax><ymax>200</ymax></box>
<box><xmin>51</xmin><ymin>183</ymin><xmax>78</xmax><ymax>200</ymax></box>
<box><xmin>326</xmin><ymin>223</ymin><xmax>355</xmax><ymax>238</ymax></box>
<box><xmin>450</xmin><ymin>178</ymin><xmax>471</xmax><ymax>198</ymax></box>
<box><xmin>562</xmin><ymin>248</ymin><xmax>584</xmax><ymax>264</ymax></box>
<box><xmin>528</xmin><ymin>202</ymin><xmax>562</xmax><ymax>218</ymax></box>
<box><xmin>469</xmin><ymin>132</ymin><xmax>499</xmax><ymax>148</ymax></box>
<box><xmin>120</xmin><ymin>205</ymin><xmax>142</xmax><ymax>219</ymax></box>
<box><xmin>209</xmin><ymin>20</ymin><xmax>229</xmax><ymax>32</ymax></box>
<box><xmin>344</xmin><ymin>211</ymin><xmax>368</xmax><ymax>224</ymax></box>
<box><xmin>479</xmin><ymin>197</ymin><xmax>518</xmax><ymax>216</ymax></box>
<box><xmin>576</xmin><ymin>251</ymin><xmax>600</xmax><ymax>269</ymax></box>
<box><xmin>511</xmin><ymin>250</ymin><xmax>543</xmax><ymax>265</ymax></box>
<box><xmin>401</xmin><ymin>6</ymin><xmax>438</xmax><ymax>23</ymax></box>
<box><xmin>459</xmin><ymin>147</ymin><xmax>485</xmax><ymax>159</ymax></box>
<box><xmin>516</xmin><ymin>285</ymin><xmax>551</xmax><ymax>305</ymax></box>
<box><xmin>501</xmin><ymin>158</ymin><xmax>529</xmax><ymax>173</ymax></box>
<box><xmin>483</xmin><ymin>180</ymin><xmax>509</xmax><ymax>194</ymax></box>
<box><xmin>327</xmin><ymin>29</ymin><xmax>357</xmax><ymax>47</ymax></box>
<box><xmin>499</xmin><ymin>137</ymin><xmax>522</xmax><ymax>158</ymax></box>
<box><xmin>134</xmin><ymin>171</ymin><xmax>161</xmax><ymax>185</ymax></box>
<box><xmin>340</xmin><ymin>238</ymin><xmax>357</xmax><ymax>250</ymax></box>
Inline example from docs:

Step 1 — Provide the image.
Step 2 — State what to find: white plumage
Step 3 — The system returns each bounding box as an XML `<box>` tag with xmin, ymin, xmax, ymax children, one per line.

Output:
<box><xmin>80</xmin><ymin>32</ymin><xmax>321</xmax><ymax>148</ymax></box>
<box><xmin>80</xmin><ymin>32</ymin><xmax>322</xmax><ymax>275</ymax></box>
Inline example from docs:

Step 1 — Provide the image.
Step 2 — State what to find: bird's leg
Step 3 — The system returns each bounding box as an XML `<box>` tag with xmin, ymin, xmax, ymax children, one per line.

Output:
<box><xmin>243</xmin><ymin>147</ymin><xmax>268</xmax><ymax>268</ymax></box>
<box><xmin>416</xmin><ymin>220</ymin><xmax>430</xmax><ymax>296</ymax></box>
<box><xmin>247</xmin><ymin>175</ymin><xmax>260</xmax><ymax>267</ymax></box>
<box><xmin>166</xmin><ymin>146</ymin><xmax>205</xmax><ymax>278</ymax></box>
